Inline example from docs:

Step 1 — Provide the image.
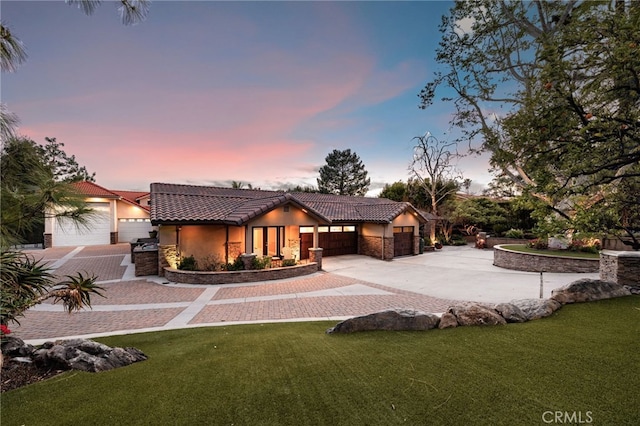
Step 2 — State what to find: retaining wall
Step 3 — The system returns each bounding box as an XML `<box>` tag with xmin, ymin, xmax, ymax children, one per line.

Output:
<box><xmin>164</xmin><ymin>262</ymin><xmax>319</xmax><ymax>285</ymax></box>
<box><xmin>600</xmin><ymin>250</ymin><xmax>640</xmax><ymax>286</ymax></box>
<box><xmin>493</xmin><ymin>245</ymin><xmax>599</xmax><ymax>273</ymax></box>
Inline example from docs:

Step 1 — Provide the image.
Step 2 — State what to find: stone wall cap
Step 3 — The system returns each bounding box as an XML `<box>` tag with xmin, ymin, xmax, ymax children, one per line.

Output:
<box><xmin>601</xmin><ymin>250</ymin><xmax>640</xmax><ymax>258</ymax></box>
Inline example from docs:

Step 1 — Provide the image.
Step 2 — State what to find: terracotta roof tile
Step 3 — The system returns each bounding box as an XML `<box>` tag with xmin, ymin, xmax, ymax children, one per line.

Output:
<box><xmin>71</xmin><ymin>181</ymin><xmax>120</xmax><ymax>198</ymax></box>
<box><xmin>150</xmin><ymin>183</ymin><xmax>426</xmax><ymax>225</ymax></box>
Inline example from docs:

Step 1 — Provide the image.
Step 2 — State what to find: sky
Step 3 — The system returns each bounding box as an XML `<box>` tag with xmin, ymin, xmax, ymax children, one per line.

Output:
<box><xmin>1</xmin><ymin>0</ymin><xmax>494</xmax><ymax>195</ymax></box>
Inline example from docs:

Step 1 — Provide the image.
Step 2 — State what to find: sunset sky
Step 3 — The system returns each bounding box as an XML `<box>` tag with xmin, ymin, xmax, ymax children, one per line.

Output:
<box><xmin>2</xmin><ymin>0</ymin><xmax>493</xmax><ymax>195</ymax></box>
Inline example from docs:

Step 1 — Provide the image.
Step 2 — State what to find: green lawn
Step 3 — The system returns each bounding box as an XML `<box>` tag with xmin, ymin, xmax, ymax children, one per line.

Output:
<box><xmin>3</xmin><ymin>296</ymin><xmax>639</xmax><ymax>425</ymax></box>
<box><xmin>501</xmin><ymin>244</ymin><xmax>600</xmax><ymax>259</ymax></box>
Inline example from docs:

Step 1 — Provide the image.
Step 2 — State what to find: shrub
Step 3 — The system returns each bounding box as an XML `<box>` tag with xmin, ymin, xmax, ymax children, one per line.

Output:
<box><xmin>200</xmin><ymin>254</ymin><xmax>224</xmax><ymax>271</ymax></box>
<box><xmin>281</xmin><ymin>259</ymin><xmax>297</xmax><ymax>267</ymax></box>
<box><xmin>177</xmin><ymin>255</ymin><xmax>198</xmax><ymax>271</ymax></box>
<box><xmin>251</xmin><ymin>256</ymin><xmax>272</xmax><ymax>270</ymax></box>
<box><xmin>569</xmin><ymin>237</ymin><xmax>601</xmax><ymax>253</ymax></box>
<box><xmin>224</xmin><ymin>257</ymin><xmax>245</xmax><ymax>271</ymax></box>
<box><xmin>505</xmin><ymin>228</ymin><xmax>525</xmax><ymax>239</ymax></box>
<box><xmin>527</xmin><ymin>238</ymin><xmax>548</xmax><ymax>250</ymax></box>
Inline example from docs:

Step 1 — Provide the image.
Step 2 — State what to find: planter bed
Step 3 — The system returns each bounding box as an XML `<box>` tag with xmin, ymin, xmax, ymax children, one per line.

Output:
<box><xmin>493</xmin><ymin>244</ymin><xmax>599</xmax><ymax>273</ymax></box>
<box><xmin>164</xmin><ymin>262</ymin><xmax>319</xmax><ymax>285</ymax></box>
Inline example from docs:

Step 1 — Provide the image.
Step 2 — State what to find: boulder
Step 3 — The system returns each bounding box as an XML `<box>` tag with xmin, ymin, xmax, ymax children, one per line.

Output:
<box><xmin>494</xmin><ymin>302</ymin><xmax>528</xmax><ymax>323</ymax></box>
<box><xmin>509</xmin><ymin>298</ymin><xmax>562</xmax><ymax>321</ymax></box>
<box><xmin>32</xmin><ymin>339</ymin><xmax>147</xmax><ymax>372</ymax></box>
<box><xmin>326</xmin><ymin>308</ymin><xmax>440</xmax><ymax>334</ymax></box>
<box><xmin>1</xmin><ymin>336</ymin><xmax>35</xmax><ymax>357</ymax></box>
<box><xmin>551</xmin><ymin>279</ymin><xmax>632</xmax><ymax>304</ymax></box>
<box><xmin>446</xmin><ymin>302</ymin><xmax>506</xmax><ymax>326</ymax></box>
<box><xmin>437</xmin><ymin>312</ymin><xmax>458</xmax><ymax>329</ymax></box>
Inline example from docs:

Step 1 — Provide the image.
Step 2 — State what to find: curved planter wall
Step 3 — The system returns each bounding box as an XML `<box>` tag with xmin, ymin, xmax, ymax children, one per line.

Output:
<box><xmin>493</xmin><ymin>245</ymin><xmax>599</xmax><ymax>273</ymax></box>
<box><xmin>164</xmin><ymin>262</ymin><xmax>319</xmax><ymax>285</ymax></box>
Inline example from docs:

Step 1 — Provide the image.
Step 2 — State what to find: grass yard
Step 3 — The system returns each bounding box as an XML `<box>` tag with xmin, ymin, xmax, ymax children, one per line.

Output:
<box><xmin>2</xmin><ymin>296</ymin><xmax>639</xmax><ymax>425</ymax></box>
<box><xmin>501</xmin><ymin>244</ymin><xmax>600</xmax><ymax>259</ymax></box>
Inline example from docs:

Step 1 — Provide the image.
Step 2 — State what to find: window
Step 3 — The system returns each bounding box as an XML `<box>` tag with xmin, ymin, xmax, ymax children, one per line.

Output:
<box><xmin>330</xmin><ymin>226</ymin><xmax>343</xmax><ymax>232</ymax></box>
<box><xmin>343</xmin><ymin>225</ymin><xmax>356</xmax><ymax>232</ymax></box>
<box><xmin>318</xmin><ymin>226</ymin><xmax>329</xmax><ymax>233</ymax></box>
<box><xmin>394</xmin><ymin>226</ymin><xmax>413</xmax><ymax>233</ymax></box>
<box><xmin>299</xmin><ymin>226</ymin><xmax>314</xmax><ymax>233</ymax></box>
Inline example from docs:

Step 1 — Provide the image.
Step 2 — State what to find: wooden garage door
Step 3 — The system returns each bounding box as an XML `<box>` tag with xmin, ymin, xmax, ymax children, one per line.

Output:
<box><xmin>394</xmin><ymin>227</ymin><xmax>414</xmax><ymax>257</ymax></box>
<box><xmin>319</xmin><ymin>226</ymin><xmax>358</xmax><ymax>257</ymax></box>
<box><xmin>299</xmin><ymin>226</ymin><xmax>358</xmax><ymax>258</ymax></box>
<box><xmin>53</xmin><ymin>202</ymin><xmax>110</xmax><ymax>247</ymax></box>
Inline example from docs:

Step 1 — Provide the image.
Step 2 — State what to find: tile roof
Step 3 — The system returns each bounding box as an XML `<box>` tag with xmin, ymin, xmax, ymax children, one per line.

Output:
<box><xmin>151</xmin><ymin>183</ymin><xmax>427</xmax><ymax>226</ymax></box>
<box><xmin>112</xmin><ymin>190</ymin><xmax>151</xmax><ymax>211</ymax></box>
<box><xmin>71</xmin><ymin>181</ymin><xmax>120</xmax><ymax>199</ymax></box>
<box><xmin>71</xmin><ymin>182</ymin><xmax>151</xmax><ymax>212</ymax></box>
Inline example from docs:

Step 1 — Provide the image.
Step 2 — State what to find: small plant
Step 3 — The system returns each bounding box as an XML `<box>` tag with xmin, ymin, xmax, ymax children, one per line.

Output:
<box><xmin>281</xmin><ymin>259</ymin><xmax>297</xmax><ymax>267</ymax></box>
<box><xmin>251</xmin><ymin>256</ymin><xmax>272</xmax><ymax>270</ymax></box>
<box><xmin>505</xmin><ymin>229</ymin><xmax>525</xmax><ymax>239</ymax></box>
<box><xmin>527</xmin><ymin>238</ymin><xmax>549</xmax><ymax>250</ymax></box>
<box><xmin>224</xmin><ymin>257</ymin><xmax>245</xmax><ymax>271</ymax></box>
<box><xmin>569</xmin><ymin>237</ymin><xmax>601</xmax><ymax>253</ymax></box>
<box><xmin>200</xmin><ymin>254</ymin><xmax>224</xmax><ymax>271</ymax></box>
<box><xmin>177</xmin><ymin>255</ymin><xmax>198</xmax><ymax>271</ymax></box>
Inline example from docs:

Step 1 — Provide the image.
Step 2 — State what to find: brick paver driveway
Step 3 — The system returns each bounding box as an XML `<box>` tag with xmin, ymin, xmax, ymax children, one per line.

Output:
<box><xmin>13</xmin><ymin>244</ymin><xmax>461</xmax><ymax>342</ymax></box>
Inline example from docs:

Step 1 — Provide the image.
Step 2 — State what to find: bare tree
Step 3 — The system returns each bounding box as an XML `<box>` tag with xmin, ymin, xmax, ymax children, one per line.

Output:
<box><xmin>409</xmin><ymin>132</ymin><xmax>463</xmax><ymax>243</ymax></box>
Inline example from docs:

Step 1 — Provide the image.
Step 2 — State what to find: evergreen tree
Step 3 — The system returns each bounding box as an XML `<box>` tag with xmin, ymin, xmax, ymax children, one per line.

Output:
<box><xmin>317</xmin><ymin>149</ymin><xmax>371</xmax><ymax>196</ymax></box>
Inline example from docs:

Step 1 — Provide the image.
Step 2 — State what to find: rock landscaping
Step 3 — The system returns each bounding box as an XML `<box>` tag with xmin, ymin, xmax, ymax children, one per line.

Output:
<box><xmin>1</xmin><ymin>338</ymin><xmax>147</xmax><ymax>392</ymax></box>
<box><xmin>327</xmin><ymin>278</ymin><xmax>632</xmax><ymax>334</ymax></box>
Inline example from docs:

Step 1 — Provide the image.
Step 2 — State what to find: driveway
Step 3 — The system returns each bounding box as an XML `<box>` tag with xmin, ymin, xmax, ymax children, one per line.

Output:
<box><xmin>323</xmin><ymin>245</ymin><xmax>599</xmax><ymax>303</ymax></box>
<box><xmin>12</xmin><ymin>244</ymin><xmax>598</xmax><ymax>344</ymax></box>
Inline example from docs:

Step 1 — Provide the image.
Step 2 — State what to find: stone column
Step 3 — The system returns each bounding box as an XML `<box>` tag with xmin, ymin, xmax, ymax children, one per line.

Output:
<box><xmin>309</xmin><ymin>248</ymin><xmax>323</xmax><ymax>270</ymax></box>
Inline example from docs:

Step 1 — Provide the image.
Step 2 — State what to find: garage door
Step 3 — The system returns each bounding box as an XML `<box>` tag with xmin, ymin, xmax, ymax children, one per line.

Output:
<box><xmin>118</xmin><ymin>218</ymin><xmax>152</xmax><ymax>242</ymax></box>
<box><xmin>394</xmin><ymin>227</ymin><xmax>414</xmax><ymax>257</ymax></box>
<box><xmin>53</xmin><ymin>202</ymin><xmax>110</xmax><ymax>247</ymax></box>
<box><xmin>299</xmin><ymin>225</ymin><xmax>358</xmax><ymax>259</ymax></box>
<box><xmin>319</xmin><ymin>226</ymin><xmax>358</xmax><ymax>257</ymax></box>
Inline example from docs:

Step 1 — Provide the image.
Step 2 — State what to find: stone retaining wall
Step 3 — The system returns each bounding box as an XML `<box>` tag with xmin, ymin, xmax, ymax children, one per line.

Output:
<box><xmin>493</xmin><ymin>245</ymin><xmax>599</xmax><ymax>273</ymax></box>
<box><xmin>163</xmin><ymin>262</ymin><xmax>319</xmax><ymax>285</ymax></box>
<box><xmin>600</xmin><ymin>250</ymin><xmax>640</xmax><ymax>286</ymax></box>
<box><xmin>485</xmin><ymin>237</ymin><xmax>530</xmax><ymax>248</ymax></box>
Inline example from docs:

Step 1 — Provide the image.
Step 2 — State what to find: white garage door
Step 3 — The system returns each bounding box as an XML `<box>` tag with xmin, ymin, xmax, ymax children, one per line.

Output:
<box><xmin>53</xmin><ymin>202</ymin><xmax>111</xmax><ymax>247</ymax></box>
<box><xmin>118</xmin><ymin>218</ymin><xmax>152</xmax><ymax>242</ymax></box>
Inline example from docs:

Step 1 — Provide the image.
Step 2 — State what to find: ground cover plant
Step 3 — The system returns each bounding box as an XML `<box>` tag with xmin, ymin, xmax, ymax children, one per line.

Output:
<box><xmin>2</xmin><ymin>296</ymin><xmax>639</xmax><ymax>425</ymax></box>
<box><xmin>501</xmin><ymin>244</ymin><xmax>600</xmax><ymax>260</ymax></box>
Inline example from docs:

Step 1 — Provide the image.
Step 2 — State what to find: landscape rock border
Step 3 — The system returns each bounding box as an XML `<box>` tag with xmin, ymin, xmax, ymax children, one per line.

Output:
<box><xmin>2</xmin><ymin>337</ymin><xmax>147</xmax><ymax>375</ymax></box>
<box><xmin>326</xmin><ymin>278</ymin><xmax>633</xmax><ymax>334</ymax></box>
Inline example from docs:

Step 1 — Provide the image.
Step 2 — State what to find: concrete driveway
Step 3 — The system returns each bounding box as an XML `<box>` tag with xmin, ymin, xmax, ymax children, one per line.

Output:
<box><xmin>323</xmin><ymin>245</ymin><xmax>599</xmax><ymax>303</ymax></box>
<box><xmin>13</xmin><ymin>244</ymin><xmax>598</xmax><ymax>343</ymax></box>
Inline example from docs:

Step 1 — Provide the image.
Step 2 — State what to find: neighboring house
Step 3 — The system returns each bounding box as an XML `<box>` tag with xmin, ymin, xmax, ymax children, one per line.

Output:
<box><xmin>44</xmin><ymin>181</ymin><xmax>152</xmax><ymax>247</ymax></box>
<box><xmin>150</xmin><ymin>183</ymin><xmax>428</xmax><ymax>268</ymax></box>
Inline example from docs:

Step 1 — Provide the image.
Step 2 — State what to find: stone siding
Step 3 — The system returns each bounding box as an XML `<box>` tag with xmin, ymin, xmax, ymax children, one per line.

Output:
<box><xmin>359</xmin><ymin>235</ymin><xmax>394</xmax><ymax>260</ymax></box>
<box><xmin>44</xmin><ymin>233</ymin><xmax>52</xmax><ymax>249</ymax></box>
<box><xmin>158</xmin><ymin>244</ymin><xmax>178</xmax><ymax>277</ymax></box>
<box><xmin>493</xmin><ymin>245</ymin><xmax>599</xmax><ymax>273</ymax></box>
<box><xmin>134</xmin><ymin>248</ymin><xmax>159</xmax><ymax>276</ymax></box>
<box><xmin>309</xmin><ymin>248</ymin><xmax>323</xmax><ymax>270</ymax></box>
<box><xmin>600</xmin><ymin>250</ymin><xmax>640</xmax><ymax>286</ymax></box>
<box><xmin>164</xmin><ymin>262</ymin><xmax>319</xmax><ymax>285</ymax></box>
<box><xmin>110</xmin><ymin>232</ymin><xmax>118</xmax><ymax>245</ymax></box>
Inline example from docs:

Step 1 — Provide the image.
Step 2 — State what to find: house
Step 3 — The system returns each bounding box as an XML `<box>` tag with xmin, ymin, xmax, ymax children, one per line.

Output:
<box><xmin>150</xmin><ymin>183</ymin><xmax>428</xmax><ymax>269</ymax></box>
<box><xmin>44</xmin><ymin>181</ymin><xmax>152</xmax><ymax>247</ymax></box>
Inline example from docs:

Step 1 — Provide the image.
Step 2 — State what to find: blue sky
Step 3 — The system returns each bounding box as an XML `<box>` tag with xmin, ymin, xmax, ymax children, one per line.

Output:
<box><xmin>2</xmin><ymin>0</ymin><xmax>493</xmax><ymax>194</ymax></box>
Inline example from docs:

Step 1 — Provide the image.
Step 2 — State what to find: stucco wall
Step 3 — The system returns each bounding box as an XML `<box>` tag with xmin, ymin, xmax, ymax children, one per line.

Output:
<box><xmin>116</xmin><ymin>201</ymin><xmax>149</xmax><ymax>219</ymax></box>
